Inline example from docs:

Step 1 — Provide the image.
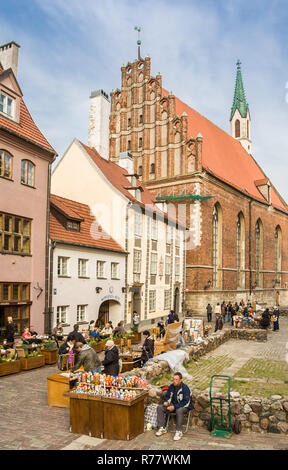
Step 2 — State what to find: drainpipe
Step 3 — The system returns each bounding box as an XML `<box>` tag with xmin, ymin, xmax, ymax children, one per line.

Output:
<box><xmin>44</xmin><ymin>164</ymin><xmax>52</xmax><ymax>334</ymax></box>
<box><xmin>48</xmin><ymin>240</ymin><xmax>56</xmax><ymax>334</ymax></box>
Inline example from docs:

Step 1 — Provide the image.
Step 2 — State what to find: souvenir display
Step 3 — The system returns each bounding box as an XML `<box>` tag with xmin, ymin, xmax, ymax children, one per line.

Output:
<box><xmin>182</xmin><ymin>317</ymin><xmax>204</xmax><ymax>343</ymax></box>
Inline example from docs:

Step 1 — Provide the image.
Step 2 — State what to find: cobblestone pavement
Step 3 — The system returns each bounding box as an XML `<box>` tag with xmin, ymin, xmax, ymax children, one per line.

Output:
<box><xmin>0</xmin><ymin>320</ymin><xmax>287</xmax><ymax>450</ymax></box>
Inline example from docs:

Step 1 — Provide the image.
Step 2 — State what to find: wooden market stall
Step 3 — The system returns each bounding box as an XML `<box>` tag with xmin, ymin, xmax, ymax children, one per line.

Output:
<box><xmin>65</xmin><ymin>389</ymin><xmax>148</xmax><ymax>440</ymax></box>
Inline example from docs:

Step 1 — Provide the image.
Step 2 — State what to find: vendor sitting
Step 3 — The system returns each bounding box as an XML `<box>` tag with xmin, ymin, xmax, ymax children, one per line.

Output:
<box><xmin>52</xmin><ymin>322</ymin><xmax>64</xmax><ymax>344</ymax></box>
<box><xmin>29</xmin><ymin>326</ymin><xmax>43</xmax><ymax>344</ymax></box>
<box><xmin>58</xmin><ymin>338</ymin><xmax>75</xmax><ymax>370</ymax></box>
<box><xmin>22</xmin><ymin>328</ymin><xmax>35</xmax><ymax>345</ymax></box>
<box><xmin>113</xmin><ymin>321</ymin><xmax>126</xmax><ymax>338</ymax></box>
<box><xmin>100</xmin><ymin>323</ymin><xmax>113</xmax><ymax>337</ymax></box>
<box><xmin>156</xmin><ymin>372</ymin><xmax>193</xmax><ymax>442</ymax></box>
<box><xmin>72</xmin><ymin>342</ymin><xmax>101</xmax><ymax>373</ymax></box>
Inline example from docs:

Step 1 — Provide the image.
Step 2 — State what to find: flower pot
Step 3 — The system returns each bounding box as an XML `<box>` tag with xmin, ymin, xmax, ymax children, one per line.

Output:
<box><xmin>42</xmin><ymin>349</ymin><xmax>58</xmax><ymax>364</ymax></box>
<box><xmin>20</xmin><ymin>355</ymin><xmax>45</xmax><ymax>370</ymax></box>
<box><xmin>0</xmin><ymin>360</ymin><xmax>21</xmax><ymax>377</ymax></box>
<box><xmin>90</xmin><ymin>342</ymin><xmax>104</xmax><ymax>354</ymax></box>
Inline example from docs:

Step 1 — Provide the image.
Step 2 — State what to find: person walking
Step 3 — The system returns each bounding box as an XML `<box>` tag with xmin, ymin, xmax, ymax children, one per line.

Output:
<box><xmin>272</xmin><ymin>306</ymin><xmax>280</xmax><ymax>331</ymax></box>
<box><xmin>206</xmin><ymin>303</ymin><xmax>212</xmax><ymax>323</ymax></box>
<box><xmin>155</xmin><ymin>372</ymin><xmax>193</xmax><ymax>441</ymax></box>
<box><xmin>214</xmin><ymin>310</ymin><xmax>223</xmax><ymax>332</ymax></box>
<box><xmin>132</xmin><ymin>311</ymin><xmax>140</xmax><ymax>332</ymax></box>
<box><xmin>141</xmin><ymin>330</ymin><xmax>154</xmax><ymax>365</ymax></box>
<box><xmin>220</xmin><ymin>302</ymin><xmax>226</xmax><ymax>323</ymax></box>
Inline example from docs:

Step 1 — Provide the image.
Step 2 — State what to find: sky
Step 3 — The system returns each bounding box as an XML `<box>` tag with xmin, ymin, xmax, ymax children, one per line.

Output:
<box><xmin>1</xmin><ymin>0</ymin><xmax>288</xmax><ymax>201</ymax></box>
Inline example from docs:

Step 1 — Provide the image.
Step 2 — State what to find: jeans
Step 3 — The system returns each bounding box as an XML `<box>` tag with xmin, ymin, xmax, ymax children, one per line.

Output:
<box><xmin>91</xmin><ymin>366</ymin><xmax>101</xmax><ymax>373</ymax></box>
<box><xmin>157</xmin><ymin>404</ymin><xmax>189</xmax><ymax>431</ymax></box>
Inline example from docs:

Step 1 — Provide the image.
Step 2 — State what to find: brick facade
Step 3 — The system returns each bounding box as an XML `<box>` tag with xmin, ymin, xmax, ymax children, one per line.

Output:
<box><xmin>109</xmin><ymin>56</ymin><xmax>288</xmax><ymax>313</ymax></box>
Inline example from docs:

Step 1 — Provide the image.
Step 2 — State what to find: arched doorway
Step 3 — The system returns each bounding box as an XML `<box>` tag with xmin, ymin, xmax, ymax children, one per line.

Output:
<box><xmin>96</xmin><ymin>300</ymin><xmax>122</xmax><ymax>328</ymax></box>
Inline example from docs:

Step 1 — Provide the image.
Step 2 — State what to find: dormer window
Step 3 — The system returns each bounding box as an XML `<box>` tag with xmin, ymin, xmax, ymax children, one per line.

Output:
<box><xmin>0</xmin><ymin>92</ymin><xmax>14</xmax><ymax>118</ymax></box>
<box><xmin>67</xmin><ymin>220</ymin><xmax>80</xmax><ymax>232</ymax></box>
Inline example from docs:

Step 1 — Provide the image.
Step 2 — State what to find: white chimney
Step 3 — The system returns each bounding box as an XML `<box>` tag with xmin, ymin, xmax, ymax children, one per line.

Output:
<box><xmin>88</xmin><ymin>89</ymin><xmax>110</xmax><ymax>160</ymax></box>
<box><xmin>0</xmin><ymin>41</ymin><xmax>20</xmax><ymax>77</ymax></box>
<box><xmin>118</xmin><ymin>152</ymin><xmax>134</xmax><ymax>174</ymax></box>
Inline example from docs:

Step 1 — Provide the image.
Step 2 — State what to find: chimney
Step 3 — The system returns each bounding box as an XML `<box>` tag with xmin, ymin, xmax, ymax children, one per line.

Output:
<box><xmin>118</xmin><ymin>152</ymin><xmax>134</xmax><ymax>174</ymax></box>
<box><xmin>88</xmin><ymin>89</ymin><xmax>110</xmax><ymax>160</ymax></box>
<box><xmin>0</xmin><ymin>41</ymin><xmax>20</xmax><ymax>77</ymax></box>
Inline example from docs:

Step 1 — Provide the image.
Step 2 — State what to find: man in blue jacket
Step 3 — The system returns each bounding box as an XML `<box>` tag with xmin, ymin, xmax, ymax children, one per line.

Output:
<box><xmin>156</xmin><ymin>372</ymin><xmax>192</xmax><ymax>441</ymax></box>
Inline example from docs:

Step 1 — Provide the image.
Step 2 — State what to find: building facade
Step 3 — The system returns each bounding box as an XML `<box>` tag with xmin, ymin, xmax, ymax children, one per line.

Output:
<box><xmin>107</xmin><ymin>54</ymin><xmax>288</xmax><ymax>312</ymax></box>
<box><xmin>0</xmin><ymin>42</ymin><xmax>56</xmax><ymax>336</ymax></box>
<box><xmin>49</xmin><ymin>194</ymin><xmax>126</xmax><ymax>333</ymax></box>
<box><xmin>51</xmin><ymin>141</ymin><xmax>185</xmax><ymax>327</ymax></box>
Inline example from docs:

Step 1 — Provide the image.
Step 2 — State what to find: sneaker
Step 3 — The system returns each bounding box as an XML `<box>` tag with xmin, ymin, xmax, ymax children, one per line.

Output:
<box><xmin>173</xmin><ymin>431</ymin><xmax>183</xmax><ymax>441</ymax></box>
<box><xmin>155</xmin><ymin>427</ymin><xmax>167</xmax><ymax>436</ymax></box>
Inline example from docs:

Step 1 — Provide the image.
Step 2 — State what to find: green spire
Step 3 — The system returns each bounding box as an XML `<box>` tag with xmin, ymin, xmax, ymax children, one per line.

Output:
<box><xmin>230</xmin><ymin>60</ymin><xmax>249</xmax><ymax>121</ymax></box>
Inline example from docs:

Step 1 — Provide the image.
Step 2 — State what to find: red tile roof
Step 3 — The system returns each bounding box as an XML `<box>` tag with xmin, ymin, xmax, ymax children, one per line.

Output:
<box><xmin>0</xmin><ymin>69</ymin><xmax>55</xmax><ymax>155</ymax></box>
<box><xmin>50</xmin><ymin>194</ymin><xmax>125</xmax><ymax>253</ymax></box>
<box><xmin>162</xmin><ymin>89</ymin><xmax>287</xmax><ymax>212</ymax></box>
<box><xmin>79</xmin><ymin>142</ymin><xmax>184</xmax><ymax>227</ymax></box>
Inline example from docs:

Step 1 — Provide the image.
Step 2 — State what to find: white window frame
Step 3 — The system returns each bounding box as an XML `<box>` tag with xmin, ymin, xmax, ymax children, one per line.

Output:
<box><xmin>150</xmin><ymin>253</ymin><xmax>157</xmax><ymax>275</ymax></box>
<box><xmin>78</xmin><ymin>258</ymin><xmax>88</xmax><ymax>278</ymax></box>
<box><xmin>56</xmin><ymin>306</ymin><xmax>68</xmax><ymax>324</ymax></box>
<box><xmin>0</xmin><ymin>91</ymin><xmax>14</xmax><ymax>118</ymax></box>
<box><xmin>165</xmin><ymin>255</ymin><xmax>171</xmax><ymax>275</ymax></box>
<box><xmin>133</xmin><ymin>250</ymin><xmax>141</xmax><ymax>274</ymax></box>
<box><xmin>149</xmin><ymin>290</ymin><xmax>156</xmax><ymax>312</ymax></box>
<box><xmin>164</xmin><ymin>290</ymin><xmax>170</xmax><ymax>310</ymax></box>
<box><xmin>57</xmin><ymin>256</ymin><xmax>69</xmax><ymax>276</ymax></box>
<box><xmin>77</xmin><ymin>305</ymin><xmax>87</xmax><ymax>322</ymax></box>
<box><xmin>151</xmin><ymin>218</ymin><xmax>158</xmax><ymax>240</ymax></box>
<box><xmin>134</xmin><ymin>211</ymin><xmax>142</xmax><ymax>237</ymax></box>
<box><xmin>21</xmin><ymin>160</ymin><xmax>35</xmax><ymax>187</ymax></box>
<box><xmin>111</xmin><ymin>262</ymin><xmax>120</xmax><ymax>279</ymax></box>
<box><xmin>97</xmin><ymin>260</ymin><xmax>106</xmax><ymax>279</ymax></box>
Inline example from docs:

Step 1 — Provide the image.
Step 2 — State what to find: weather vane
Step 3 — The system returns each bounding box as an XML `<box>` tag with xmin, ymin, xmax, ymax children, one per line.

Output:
<box><xmin>134</xmin><ymin>26</ymin><xmax>141</xmax><ymax>60</ymax></box>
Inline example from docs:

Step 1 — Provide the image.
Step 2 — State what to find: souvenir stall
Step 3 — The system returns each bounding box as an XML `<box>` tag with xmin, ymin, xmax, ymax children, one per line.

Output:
<box><xmin>64</xmin><ymin>372</ymin><xmax>148</xmax><ymax>440</ymax></box>
<box><xmin>153</xmin><ymin>321</ymin><xmax>182</xmax><ymax>356</ymax></box>
<box><xmin>118</xmin><ymin>338</ymin><xmax>142</xmax><ymax>373</ymax></box>
<box><xmin>182</xmin><ymin>317</ymin><xmax>204</xmax><ymax>344</ymax></box>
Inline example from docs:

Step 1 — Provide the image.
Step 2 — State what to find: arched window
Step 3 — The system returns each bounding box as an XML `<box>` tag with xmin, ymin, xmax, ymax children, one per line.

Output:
<box><xmin>236</xmin><ymin>212</ymin><xmax>245</xmax><ymax>288</ymax></box>
<box><xmin>21</xmin><ymin>160</ymin><xmax>35</xmax><ymax>187</ymax></box>
<box><xmin>0</xmin><ymin>150</ymin><xmax>12</xmax><ymax>179</ymax></box>
<box><xmin>255</xmin><ymin>219</ymin><xmax>263</xmax><ymax>287</ymax></box>
<box><xmin>150</xmin><ymin>163</ymin><xmax>155</xmax><ymax>174</ymax></box>
<box><xmin>235</xmin><ymin>119</ymin><xmax>240</xmax><ymax>138</ymax></box>
<box><xmin>212</xmin><ymin>203</ymin><xmax>222</xmax><ymax>288</ymax></box>
<box><xmin>138</xmin><ymin>166</ymin><xmax>143</xmax><ymax>177</ymax></box>
<box><xmin>139</xmin><ymin>137</ymin><xmax>143</xmax><ymax>148</ymax></box>
<box><xmin>274</xmin><ymin>226</ymin><xmax>282</xmax><ymax>285</ymax></box>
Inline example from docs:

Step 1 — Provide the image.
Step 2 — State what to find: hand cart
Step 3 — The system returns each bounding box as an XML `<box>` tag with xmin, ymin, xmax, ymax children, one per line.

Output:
<box><xmin>208</xmin><ymin>374</ymin><xmax>241</xmax><ymax>438</ymax></box>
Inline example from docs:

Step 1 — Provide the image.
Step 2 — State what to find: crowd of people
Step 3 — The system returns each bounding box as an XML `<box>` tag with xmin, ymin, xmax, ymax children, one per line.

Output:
<box><xmin>206</xmin><ymin>300</ymin><xmax>280</xmax><ymax>332</ymax></box>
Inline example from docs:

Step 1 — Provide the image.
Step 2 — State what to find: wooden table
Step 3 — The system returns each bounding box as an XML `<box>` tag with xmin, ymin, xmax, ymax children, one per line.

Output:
<box><xmin>120</xmin><ymin>354</ymin><xmax>142</xmax><ymax>373</ymax></box>
<box><xmin>65</xmin><ymin>389</ymin><xmax>148</xmax><ymax>440</ymax></box>
<box><xmin>47</xmin><ymin>373</ymin><xmax>78</xmax><ymax>408</ymax></box>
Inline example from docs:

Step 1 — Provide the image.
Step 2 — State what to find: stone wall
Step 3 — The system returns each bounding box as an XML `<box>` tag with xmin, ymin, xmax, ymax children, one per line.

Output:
<box><xmin>120</xmin><ymin>327</ymin><xmax>288</xmax><ymax>435</ymax></box>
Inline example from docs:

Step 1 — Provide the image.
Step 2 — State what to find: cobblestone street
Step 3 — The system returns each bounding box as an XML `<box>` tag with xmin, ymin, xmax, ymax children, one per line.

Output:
<box><xmin>0</xmin><ymin>320</ymin><xmax>287</xmax><ymax>450</ymax></box>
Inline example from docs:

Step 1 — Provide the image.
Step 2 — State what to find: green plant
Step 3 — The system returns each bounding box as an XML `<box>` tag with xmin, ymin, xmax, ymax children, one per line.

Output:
<box><xmin>88</xmin><ymin>339</ymin><xmax>100</xmax><ymax>346</ymax></box>
<box><xmin>25</xmin><ymin>350</ymin><xmax>42</xmax><ymax>358</ymax></box>
<box><xmin>43</xmin><ymin>340</ymin><xmax>57</xmax><ymax>350</ymax></box>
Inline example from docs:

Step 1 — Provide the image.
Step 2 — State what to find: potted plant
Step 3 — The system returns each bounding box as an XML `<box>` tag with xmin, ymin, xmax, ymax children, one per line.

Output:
<box><xmin>88</xmin><ymin>338</ymin><xmax>104</xmax><ymax>353</ymax></box>
<box><xmin>42</xmin><ymin>340</ymin><xmax>58</xmax><ymax>364</ymax></box>
<box><xmin>20</xmin><ymin>350</ymin><xmax>45</xmax><ymax>370</ymax></box>
<box><xmin>0</xmin><ymin>355</ymin><xmax>21</xmax><ymax>377</ymax></box>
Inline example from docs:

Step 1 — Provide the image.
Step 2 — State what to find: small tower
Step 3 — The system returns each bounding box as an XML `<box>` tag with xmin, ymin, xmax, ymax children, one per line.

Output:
<box><xmin>230</xmin><ymin>60</ymin><xmax>251</xmax><ymax>153</ymax></box>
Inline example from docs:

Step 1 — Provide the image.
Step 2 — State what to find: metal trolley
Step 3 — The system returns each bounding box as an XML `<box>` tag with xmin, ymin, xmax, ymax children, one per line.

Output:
<box><xmin>208</xmin><ymin>374</ymin><xmax>241</xmax><ymax>438</ymax></box>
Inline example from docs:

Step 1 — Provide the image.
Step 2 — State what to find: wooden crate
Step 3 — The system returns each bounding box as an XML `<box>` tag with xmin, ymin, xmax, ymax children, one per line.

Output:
<box><xmin>47</xmin><ymin>373</ymin><xmax>78</xmax><ymax>408</ymax></box>
<box><xmin>0</xmin><ymin>360</ymin><xmax>21</xmax><ymax>377</ymax></box>
<box><xmin>42</xmin><ymin>349</ymin><xmax>58</xmax><ymax>365</ymax></box>
<box><xmin>68</xmin><ymin>390</ymin><xmax>148</xmax><ymax>440</ymax></box>
<box><xmin>20</xmin><ymin>355</ymin><xmax>45</xmax><ymax>370</ymax></box>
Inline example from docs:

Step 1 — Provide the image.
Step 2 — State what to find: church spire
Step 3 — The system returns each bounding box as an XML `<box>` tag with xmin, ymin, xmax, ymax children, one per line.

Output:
<box><xmin>230</xmin><ymin>60</ymin><xmax>251</xmax><ymax>153</ymax></box>
<box><xmin>230</xmin><ymin>60</ymin><xmax>249</xmax><ymax>121</ymax></box>
<box><xmin>134</xmin><ymin>26</ymin><xmax>142</xmax><ymax>60</ymax></box>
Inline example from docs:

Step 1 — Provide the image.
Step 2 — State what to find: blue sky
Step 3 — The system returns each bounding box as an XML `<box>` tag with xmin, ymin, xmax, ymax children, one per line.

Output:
<box><xmin>1</xmin><ymin>0</ymin><xmax>288</xmax><ymax>201</ymax></box>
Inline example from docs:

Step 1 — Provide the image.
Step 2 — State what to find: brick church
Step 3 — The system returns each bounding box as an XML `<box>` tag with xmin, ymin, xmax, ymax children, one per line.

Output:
<box><xmin>98</xmin><ymin>52</ymin><xmax>288</xmax><ymax>313</ymax></box>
